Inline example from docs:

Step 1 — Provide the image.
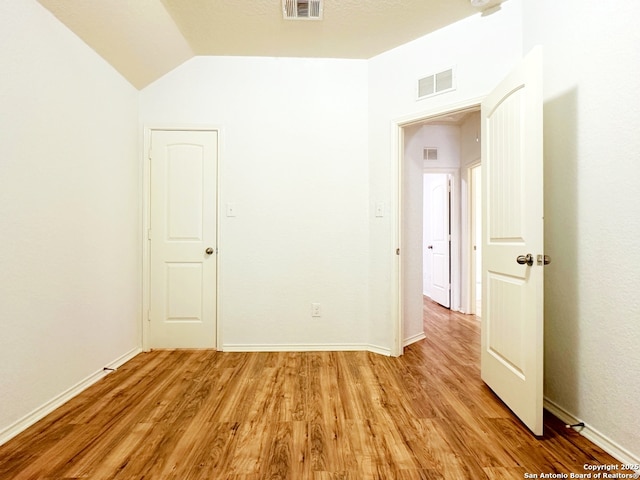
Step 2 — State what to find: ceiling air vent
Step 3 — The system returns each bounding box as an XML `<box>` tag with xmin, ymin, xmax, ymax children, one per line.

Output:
<box><xmin>283</xmin><ymin>0</ymin><xmax>323</xmax><ymax>20</ymax></box>
<box><xmin>424</xmin><ymin>147</ymin><xmax>438</xmax><ymax>161</ymax></box>
<box><xmin>417</xmin><ymin>67</ymin><xmax>456</xmax><ymax>100</ymax></box>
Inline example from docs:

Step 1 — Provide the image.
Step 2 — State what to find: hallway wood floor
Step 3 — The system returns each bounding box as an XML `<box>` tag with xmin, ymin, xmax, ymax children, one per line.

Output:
<box><xmin>0</xmin><ymin>299</ymin><xmax>618</xmax><ymax>479</ymax></box>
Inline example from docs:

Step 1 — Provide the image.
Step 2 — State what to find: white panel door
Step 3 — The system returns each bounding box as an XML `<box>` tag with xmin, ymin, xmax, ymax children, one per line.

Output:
<box><xmin>481</xmin><ymin>47</ymin><xmax>544</xmax><ymax>435</ymax></box>
<box><xmin>428</xmin><ymin>174</ymin><xmax>451</xmax><ymax>308</ymax></box>
<box><xmin>150</xmin><ymin>130</ymin><xmax>218</xmax><ymax>349</ymax></box>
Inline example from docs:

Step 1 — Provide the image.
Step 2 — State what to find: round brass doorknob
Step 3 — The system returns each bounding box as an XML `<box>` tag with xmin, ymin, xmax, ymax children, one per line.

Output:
<box><xmin>205</xmin><ymin>247</ymin><xmax>214</xmax><ymax>255</ymax></box>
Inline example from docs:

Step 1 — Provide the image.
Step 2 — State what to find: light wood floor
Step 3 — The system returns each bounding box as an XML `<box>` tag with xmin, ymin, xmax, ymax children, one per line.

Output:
<box><xmin>0</xmin><ymin>298</ymin><xmax>617</xmax><ymax>479</ymax></box>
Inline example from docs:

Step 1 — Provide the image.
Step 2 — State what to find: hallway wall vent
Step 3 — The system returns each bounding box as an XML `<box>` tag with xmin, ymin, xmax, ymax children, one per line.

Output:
<box><xmin>417</xmin><ymin>67</ymin><xmax>456</xmax><ymax>100</ymax></box>
<box><xmin>283</xmin><ymin>0</ymin><xmax>323</xmax><ymax>20</ymax></box>
<box><xmin>424</xmin><ymin>147</ymin><xmax>438</xmax><ymax>161</ymax></box>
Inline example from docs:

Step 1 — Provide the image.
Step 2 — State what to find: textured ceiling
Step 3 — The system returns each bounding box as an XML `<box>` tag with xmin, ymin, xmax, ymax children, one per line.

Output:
<box><xmin>37</xmin><ymin>0</ymin><xmax>503</xmax><ymax>89</ymax></box>
<box><xmin>161</xmin><ymin>0</ymin><xmax>483</xmax><ymax>58</ymax></box>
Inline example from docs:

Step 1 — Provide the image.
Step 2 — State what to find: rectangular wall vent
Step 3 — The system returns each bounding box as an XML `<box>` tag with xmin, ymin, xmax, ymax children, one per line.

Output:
<box><xmin>417</xmin><ymin>67</ymin><xmax>456</xmax><ymax>100</ymax></box>
<box><xmin>424</xmin><ymin>147</ymin><xmax>438</xmax><ymax>161</ymax></box>
<box><xmin>283</xmin><ymin>0</ymin><xmax>323</xmax><ymax>20</ymax></box>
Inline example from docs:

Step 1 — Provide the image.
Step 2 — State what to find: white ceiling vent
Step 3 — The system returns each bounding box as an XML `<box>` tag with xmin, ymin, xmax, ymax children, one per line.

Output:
<box><xmin>283</xmin><ymin>0</ymin><xmax>323</xmax><ymax>20</ymax></box>
<box><xmin>417</xmin><ymin>67</ymin><xmax>456</xmax><ymax>100</ymax></box>
<box><xmin>424</xmin><ymin>147</ymin><xmax>438</xmax><ymax>161</ymax></box>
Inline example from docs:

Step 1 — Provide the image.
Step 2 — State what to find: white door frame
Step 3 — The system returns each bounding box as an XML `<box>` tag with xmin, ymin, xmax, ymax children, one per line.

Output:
<box><xmin>392</xmin><ymin>98</ymin><xmax>483</xmax><ymax>356</ymax></box>
<box><xmin>467</xmin><ymin>160</ymin><xmax>482</xmax><ymax>317</ymax></box>
<box><xmin>142</xmin><ymin>124</ymin><xmax>223</xmax><ymax>352</ymax></box>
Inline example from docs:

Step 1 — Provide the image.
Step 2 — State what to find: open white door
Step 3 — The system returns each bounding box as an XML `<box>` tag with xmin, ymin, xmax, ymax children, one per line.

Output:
<box><xmin>481</xmin><ymin>47</ymin><xmax>544</xmax><ymax>435</ymax></box>
<box><xmin>427</xmin><ymin>174</ymin><xmax>451</xmax><ymax>308</ymax></box>
<box><xmin>149</xmin><ymin>130</ymin><xmax>218</xmax><ymax>349</ymax></box>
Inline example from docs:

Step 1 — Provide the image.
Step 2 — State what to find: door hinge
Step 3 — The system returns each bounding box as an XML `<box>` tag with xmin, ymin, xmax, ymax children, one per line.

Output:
<box><xmin>147</xmin><ymin>309</ymin><xmax>151</xmax><ymax>321</ymax></box>
<box><xmin>147</xmin><ymin>229</ymin><xmax>152</xmax><ymax>240</ymax></box>
<box><xmin>396</xmin><ymin>248</ymin><xmax>400</xmax><ymax>256</ymax></box>
<box><xmin>148</xmin><ymin>148</ymin><xmax>152</xmax><ymax>160</ymax></box>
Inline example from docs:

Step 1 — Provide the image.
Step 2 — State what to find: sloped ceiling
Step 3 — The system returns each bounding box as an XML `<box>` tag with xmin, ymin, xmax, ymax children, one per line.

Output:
<box><xmin>36</xmin><ymin>0</ymin><xmax>503</xmax><ymax>89</ymax></box>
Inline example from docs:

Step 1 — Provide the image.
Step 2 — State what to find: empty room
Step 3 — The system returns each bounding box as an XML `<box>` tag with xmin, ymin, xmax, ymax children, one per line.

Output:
<box><xmin>1</xmin><ymin>0</ymin><xmax>639</xmax><ymax>478</ymax></box>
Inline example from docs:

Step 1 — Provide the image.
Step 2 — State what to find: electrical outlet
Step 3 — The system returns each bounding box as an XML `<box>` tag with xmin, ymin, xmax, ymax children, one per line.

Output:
<box><xmin>311</xmin><ymin>303</ymin><xmax>321</xmax><ymax>317</ymax></box>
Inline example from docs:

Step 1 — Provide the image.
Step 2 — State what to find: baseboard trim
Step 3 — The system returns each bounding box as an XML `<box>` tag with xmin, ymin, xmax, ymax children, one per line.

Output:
<box><xmin>367</xmin><ymin>344</ymin><xmax>393</xmax><ymax>356</ymax></box>
<box><xmin>544</xmin><ymin>397</ymin><xmax>640</xmax><ymax>468</ymax></box>
<box><xmin>403</xmin><ymin>331</ymin><xmax>426</xmax><ymax>347</ymax></box>
<box><xmin>222</xmin><ymin>343</ymin><xmax>392</xmax><ymax>356</ymax></box>
<box><xmin>0</xmin><ymin>347</ymin><xmax>141</xmax><ymax>447</ymax></box>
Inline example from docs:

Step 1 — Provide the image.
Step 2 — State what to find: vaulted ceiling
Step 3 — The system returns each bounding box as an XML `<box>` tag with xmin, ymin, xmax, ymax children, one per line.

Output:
<box><xmin>37</xmin><ymin>0</ymin><xmax>504</xmax><ymax>89</ymax></box>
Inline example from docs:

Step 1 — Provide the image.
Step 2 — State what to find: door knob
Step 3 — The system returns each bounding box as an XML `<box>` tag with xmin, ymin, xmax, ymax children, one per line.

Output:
<box><xmin>516</xmin><ymin>253</ymin><xmax>534</xmax><ymax>266</ymax></box>
<box><xmin>205</xmin><ymin>247</ymin><xmax>214</xmax><ymax>255</ymax></box>
<box><xmin>427</xmin><ymin>245</ymin><xmax>433</xmax><ymax>249</ymax></box>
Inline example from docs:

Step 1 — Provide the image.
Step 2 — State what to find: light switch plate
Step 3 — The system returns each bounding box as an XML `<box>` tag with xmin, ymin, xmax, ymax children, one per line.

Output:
<box><xmin>226</xmin><ymin>203</ymin><xmax>236</xmax><ymax>217</ymax></box>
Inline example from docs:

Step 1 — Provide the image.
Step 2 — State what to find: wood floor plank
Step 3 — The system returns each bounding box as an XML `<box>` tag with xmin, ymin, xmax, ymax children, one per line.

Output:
<box><xmin>0</xmin><ymin>298</ymin><xmax>622</xmax><ymax>479</ymax></box>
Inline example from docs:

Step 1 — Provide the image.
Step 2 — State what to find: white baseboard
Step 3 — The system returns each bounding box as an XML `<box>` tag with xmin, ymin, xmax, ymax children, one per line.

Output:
<box><xmin>544</xmin><ymin>397</ymin><xmax>640</xmax><ymax>469</ymax></box>
<box><xmin>403</xmin><ymin>331</ymin><xmax>426</xmax><ymax>347</ymax></box>
<box><xmin>0</xmin><ymin>347</ymin><xmax>141</xmax><ymax>447</ymax></box>
<box><xmin>366</xmin><ymin>344</ymin><xmax>393</xmax><ymax>356</ymax></box>
<box><xmin>222</xmin><ymin>343</ymin><xmax>392</xmax><ymax>356</ymax></box>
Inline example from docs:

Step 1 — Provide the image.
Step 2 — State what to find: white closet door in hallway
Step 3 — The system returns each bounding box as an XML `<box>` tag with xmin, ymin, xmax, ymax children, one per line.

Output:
<box><xmin>424</xmin><ymin>173</ymin><xmax>451</xmax><ymax>308</ymax></box>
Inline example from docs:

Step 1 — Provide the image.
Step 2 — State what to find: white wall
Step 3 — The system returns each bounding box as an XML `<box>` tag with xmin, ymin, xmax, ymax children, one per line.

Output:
<box><xmin>0</xmin><ymin>1</ymin><xmax>140</xmax><ymax>442</ymax></box>
<box><xmin>368</xmin><ymin>0</ymin><xmax>523</xmax><ymax>351</ymax></box>
<box><xmin>140</xmin><ymin>56</ymin><xmax>370</xmax><ymax>351</ymax></box>
<box><xmin>459</xmin><ymin>112</ymin><xmax>481</xmax><ymax>169</ymax></box>
<box><xmin>420</xmin><ymin>125</ymin><xmax>462</xmax><ymax>170</ymax></box>
<box><xmin>523</xmin><ymin>0</ymin><xmax>640</xmax><ymax>461</ymax></box>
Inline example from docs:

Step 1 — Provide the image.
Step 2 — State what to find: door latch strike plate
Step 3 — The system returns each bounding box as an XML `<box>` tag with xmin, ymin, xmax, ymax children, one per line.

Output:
<box><xmin>537</xmin><ymin>254</ymin><xmax>551</xmax><ymax>266</ymax></box>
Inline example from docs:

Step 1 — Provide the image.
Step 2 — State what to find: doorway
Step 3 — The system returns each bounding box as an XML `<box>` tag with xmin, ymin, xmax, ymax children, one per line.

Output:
<box><xmin>423</xmin><ymin>172</ymin><xmax>452</xmax><ymax>309</ymax></box>
<box><xmin>397</xmin><ymin>103</ymin><xmax>481</xmax><ymax>350</ymax></box>
<box><xmin>396</xmin><ymin>49</ymin><xmax>545</xmax><ymax>434</ymax></box>
<box><xmin>143</xmin><ymin>127</ymin><xmax>220</xmax><ymax>350</ymax></box>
